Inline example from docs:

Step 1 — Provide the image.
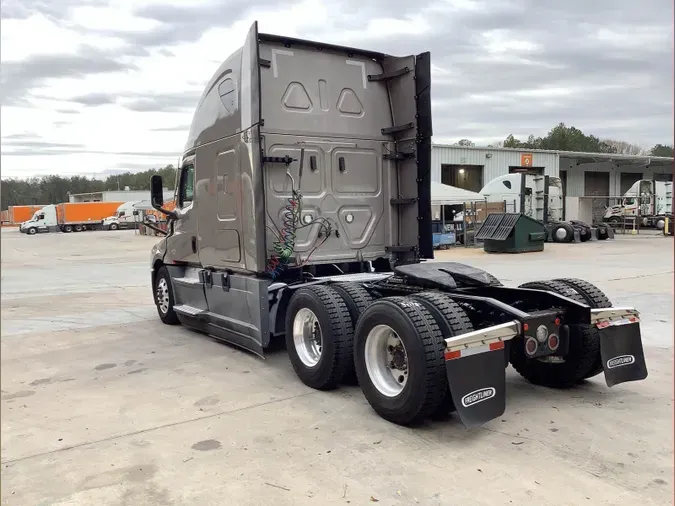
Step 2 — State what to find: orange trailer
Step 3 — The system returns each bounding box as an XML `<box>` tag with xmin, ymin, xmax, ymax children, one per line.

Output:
<box><xmin>55</xmin><ymin>202</ymin><xmax>125</xmax><ymax>232</ymax></box>
<box><xmin>6</xmin><ymin>205</ymin><xmax>46</xmax><ymax>225</ymax></box>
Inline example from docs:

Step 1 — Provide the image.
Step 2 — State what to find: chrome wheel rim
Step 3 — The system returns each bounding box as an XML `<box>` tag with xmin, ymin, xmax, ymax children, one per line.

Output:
<box><xmin>156</xmin><ymin>278</ymin><xmax>170</xmax><ymax>314</ymax></box>
<box><xmin>554</xmin><ymin>228</ymin><xmax>567</xmax><ymax>240</ymax></box>
<box><xmin>364</xmin><ymin>324</ymin><xmax>408</xmax><ymax>397</ymax></box>
<box><xmin>293</xmin><ymin>308</ymin><xmax>322</xmax><ymax>367</ymax></box>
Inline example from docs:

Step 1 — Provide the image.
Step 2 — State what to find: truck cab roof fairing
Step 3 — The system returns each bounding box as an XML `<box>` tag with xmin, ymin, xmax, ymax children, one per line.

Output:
<box><xmin>183</xmin><ymin>23</ymin><xmax>397</xmax><ymax>157</ymax></box>
<box><xmin>183</xmin><ymin>48</ymin><xmax>244</xmax><ymax>154</ymax></box>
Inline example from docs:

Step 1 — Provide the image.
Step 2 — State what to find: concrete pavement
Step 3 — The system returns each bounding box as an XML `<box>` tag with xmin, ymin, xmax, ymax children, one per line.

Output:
<box><xmin>1</xmin><ymin>228</ymin><xmax>672</xmax><ymax>505</ymax></box>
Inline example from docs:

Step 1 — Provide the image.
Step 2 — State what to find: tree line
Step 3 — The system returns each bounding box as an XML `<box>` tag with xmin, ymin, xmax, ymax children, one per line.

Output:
<box><xmin>454</xmin><ymin>123</ymin><xmax>674</xmax><ymax>157</ymax></box>
<box><xmin>1</xmin><ymin>165</ymin><xmax>177</xmax><ymax>208</ymax></box>
<box><xmin>2</xmin><ymin>123</ymin><xmax>672</xmax><ymax>207</ymax></box>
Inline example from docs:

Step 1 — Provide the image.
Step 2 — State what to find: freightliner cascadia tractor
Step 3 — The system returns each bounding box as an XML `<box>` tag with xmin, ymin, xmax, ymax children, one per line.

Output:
<box><xmin>149</xmin><ymin>22</ymin><xmax>648</xmax><ymax>428</ymax></box>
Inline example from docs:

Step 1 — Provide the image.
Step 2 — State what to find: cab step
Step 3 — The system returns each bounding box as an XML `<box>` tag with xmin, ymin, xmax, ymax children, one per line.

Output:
<box><xmin>174</xmin><ymin>305</ymin><xmax>206</xmax><ymax>317</ymax></box>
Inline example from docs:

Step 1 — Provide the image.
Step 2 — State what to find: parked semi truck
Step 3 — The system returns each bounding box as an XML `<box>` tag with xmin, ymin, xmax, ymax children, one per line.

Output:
<box><xmin>603</xmin><ymin>179</ymin><xmax>673</xmax><ymax>229</ymax></box>
<box><xmin>148</xmin><ymin>22</ymin><xmax>648</xmax><ymax>428</ymax></box>
<box><xmin>20</xmin><ymin>201</ymin><xmax>124</xmax><ymax>234</ymax></box>
<box><xmin>101</xmin><ymin>201</ymin><xmax>152</xmax><ymax>230</ymax></box>
<box><xmin>461</xmin><ymin>174</ymin><xmax>610</xmax><ymax>242</ymax></box>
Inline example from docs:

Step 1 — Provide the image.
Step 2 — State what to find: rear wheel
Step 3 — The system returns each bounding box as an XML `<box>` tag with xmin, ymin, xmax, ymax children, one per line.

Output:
<box><xmin>74</xmin><ymin>224</ymin><xmax>83</xmax><ymax>232</ymax></box>
<box><xmin>285</xmin><ymin>285</ymin><xmax>353</xmax><ymax>391</ymax></box>
<box><xmin>64</xmin><ymin>225</ymin><xmax>73</xmax><ymax>233</ymax></box>
<box><xmin>331</xmin><ymin>283</ymin><xmax>375</xmax><ymax>384</ymax></box>
<box><xmin>354</xmin><ymin>297</ymin><xmax>447</xmax><ymax>426</ymax></box>
<box><xmin>554</xmin><ymin>278</ymin><xmax>611</xmax><ymax>379</ymax></box>
<box><xmin>596</xmin><ymin>224</ymin><xmax>609</xmax><ymax>240</ymax></box>
<box><xmin>409</xmin><ymin>291</ymin><xmax>475</xmax><ymax>418</ymax></box>
<box><xmin>510</xmin><ymin>280</ymin><xmax>599</xmax><ymax>388</ymax></box>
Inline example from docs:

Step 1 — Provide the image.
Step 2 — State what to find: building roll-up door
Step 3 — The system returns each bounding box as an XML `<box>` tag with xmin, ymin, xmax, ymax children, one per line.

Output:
<box><xmin>620</xmin><ymin>172</ymin><xmax>643</xmax><ymax>194</ymax></box>
<box><xmin>584</xmin><ymin>171</ymin><xmax>610</xmax><ymax>224</ymax></box>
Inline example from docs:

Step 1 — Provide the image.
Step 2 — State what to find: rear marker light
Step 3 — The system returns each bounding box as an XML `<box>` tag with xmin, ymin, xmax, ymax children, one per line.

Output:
<box><xmin>525</xmin><ymin>337</ymin><xmax>538</xmax><ymax>356</ymax></box>
<box><xmin>554</xmin><ymin>317</ymin><xmax>561</xmax><ymax>326</ymax></box>
<box><xmin>548</xmin><ymin>334</ymin><xmax>559</xmax><ymax>351</ymax></box>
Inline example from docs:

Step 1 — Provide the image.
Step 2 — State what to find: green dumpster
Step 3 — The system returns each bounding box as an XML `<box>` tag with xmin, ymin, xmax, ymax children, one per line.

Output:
<box><xmin>475</xmin><ymin>213</ymin><xmax>547</xmax><ymax>253</ymax></box>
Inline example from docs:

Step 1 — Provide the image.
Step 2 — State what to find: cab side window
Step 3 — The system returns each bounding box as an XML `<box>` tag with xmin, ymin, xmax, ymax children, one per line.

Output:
<box><xmin>179</xmin><ymin>164</ymin><xmax>195</xmax><ymax>208</ymax></box>
<box><xmin>218</xmin><ymin>77</ymin><xmax>236</xmax><ymax>115</ymax></box>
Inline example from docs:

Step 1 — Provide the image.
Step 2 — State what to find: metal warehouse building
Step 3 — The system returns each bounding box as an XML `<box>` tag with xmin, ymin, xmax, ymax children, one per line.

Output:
<box><xmin>431</xmin><ymin>144</ymin><xmax>674</xmax><ymax>198</ymax></box>
<box><xmin>69</xmin><ymin>189</ymin><xmax>175</xmax><ymax>203</ymax></box>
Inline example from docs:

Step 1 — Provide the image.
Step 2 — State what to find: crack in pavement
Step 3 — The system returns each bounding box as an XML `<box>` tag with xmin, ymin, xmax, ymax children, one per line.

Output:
<box><xmin>603</xmin><ymin>271</ymin><xmax>674</xmax><ymax>282</ymax></box>
<box><xmin>2</xmin><ymin>390</ymin><xmax>317</xmax><ymax>466</ymax></box>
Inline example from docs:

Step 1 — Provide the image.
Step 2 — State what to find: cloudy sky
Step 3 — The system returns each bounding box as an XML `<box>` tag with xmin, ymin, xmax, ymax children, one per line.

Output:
<box><xmin>1</xmin><ymin>0</ymin><xmax>673</xmax><ymax>178</ymax></box>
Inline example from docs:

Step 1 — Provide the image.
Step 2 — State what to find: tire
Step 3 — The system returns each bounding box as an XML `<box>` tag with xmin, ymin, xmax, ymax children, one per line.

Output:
<box><xmin>64</xmin><ymin>225</ymin><xmax>73</xmax><ymax>233</ymax></box>
<box><xmin>554</xmin><ymin>278</ymin><xmax>611</xmax><ymax>379</ymax></box>
<box><xmin>285</xmin><ymin>285</ymin><xmax>354</xmax><ymax>391</ymax></box>
<box><xmin>409</xmin><ymin>291</ymin><xmax>475</xmax><ymax>418</ymax></box>
<box><xmin>607</xmin><ymin>217</ymin><xmax>621</xmax><ymax>226</ymax></box>
<box><xmin>110</xmin><ymin>223</ymin><xmax>119</xmax><ymax>231</ymax></box>
<box><xmin>510</xmin><ymin>280</ymin><xmax>598</xmax><ymax>388</ymax></box>
<box><xmin>154</xmin><ymin>266</ymin><xmax>179</xmax><ymax>325</ymax></box>
<box><xmin>551</xmin><ymin>223</ymin><xmax>574</xmax><ymax>243</ymax></box>
<box><xmin>596</xmin><ymin>224</ymin><xmax>609</xmax><ymax>240</ymax></box>
<box><xmin>570</xmin><ymin>220</ymin><xmax>592</xmax><ymax>242</ymax></box>
<box><xmin>74</xmin><ymin>225</ymin><xmax>83</xmax><ymax>232</ymax></box>
<box><xmin>354</xmin><ymin>296</ymin><xmax>447</xmax><ymax>426</ymax></box>
<box><xmin>27</xmin><ymin>227</ymin><xmax>37</xmax><ymax>235</ymax></box>
<box><xmin>578</xmin><ymin>227</ymin><xmax>591</xmax><ymax>242</ymax></box>
<box><xmin>331</xmin><ymin>283</ymin><xmax>375</xmax><ymax>384</ymax></box>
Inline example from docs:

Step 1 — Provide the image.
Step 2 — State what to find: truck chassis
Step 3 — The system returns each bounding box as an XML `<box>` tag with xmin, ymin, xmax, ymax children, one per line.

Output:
<box><xmin>151</xmin><ymin>259</ymin><xmax>648</xmax><ymax>428</ymax></box>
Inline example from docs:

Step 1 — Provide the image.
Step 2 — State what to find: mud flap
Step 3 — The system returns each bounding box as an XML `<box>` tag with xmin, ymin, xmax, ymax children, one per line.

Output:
<box><xmin>444</xmin><ymin>345</ymin><xmax>507</xmax><ymax>429</ymax></box>
<box><xmin>599</xmin><ymin>323</ymin><xmax>648</xmax><ymax>387</ymax></box>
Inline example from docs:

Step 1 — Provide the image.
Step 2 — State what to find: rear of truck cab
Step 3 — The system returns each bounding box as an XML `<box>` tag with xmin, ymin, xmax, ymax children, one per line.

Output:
<box><xmin>149</xmin><ymin>21</ymin><xmax>649</xmax><ymax>431</ymax></box>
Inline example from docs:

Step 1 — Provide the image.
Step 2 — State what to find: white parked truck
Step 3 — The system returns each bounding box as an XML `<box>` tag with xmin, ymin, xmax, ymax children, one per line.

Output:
<box><xmin>603</xmin><ymin>179</ymin><xmax>673</xmax><ymax>229</ymax></box>
<box><xmin>147</xmin><ymin>22</ymin><xmax>648</xmax><ymax>429</ymax></box>
<box><xmin>20</xmin><ymin>204</ymin><xmax>58</xmax><ymax>234</ymax></box>
<box><xmin>102</xmin><ymin>201</ymin><xmax>154</xmax><ymax>230</ymax></box>
<box><xmin>466</xmin><ymin>173</ymin><xmax>611</xmax><ymax>242</ymax></box>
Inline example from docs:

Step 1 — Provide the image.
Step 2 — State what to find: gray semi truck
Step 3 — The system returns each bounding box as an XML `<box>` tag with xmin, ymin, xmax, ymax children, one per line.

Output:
<box><xmin>148</xmin><ymin>22</ymin><xmax>648</xmax><ymax>428</ymax></box>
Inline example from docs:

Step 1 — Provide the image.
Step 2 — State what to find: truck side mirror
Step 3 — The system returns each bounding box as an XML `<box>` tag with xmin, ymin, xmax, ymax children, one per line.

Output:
<box><xmin>150</xmin><ymin>174</ymin><xmax>177</xmax><ymax>220</ymax></box>
<box><xmin>151</xmin><ymin>175</ymin><xmax>164</xmax><ymax>208</ymax></box>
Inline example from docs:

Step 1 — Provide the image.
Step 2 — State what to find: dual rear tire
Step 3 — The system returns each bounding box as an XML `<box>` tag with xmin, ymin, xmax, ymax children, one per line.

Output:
<box><xmin>510</xmin><ymin>278</ymin><xmax>611</xmax><ymax>388</ymax></box>
<box><xmin>285</xmin><ymin>285</ymin><xmax>475</xmax><ymax>426</ymax></box>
